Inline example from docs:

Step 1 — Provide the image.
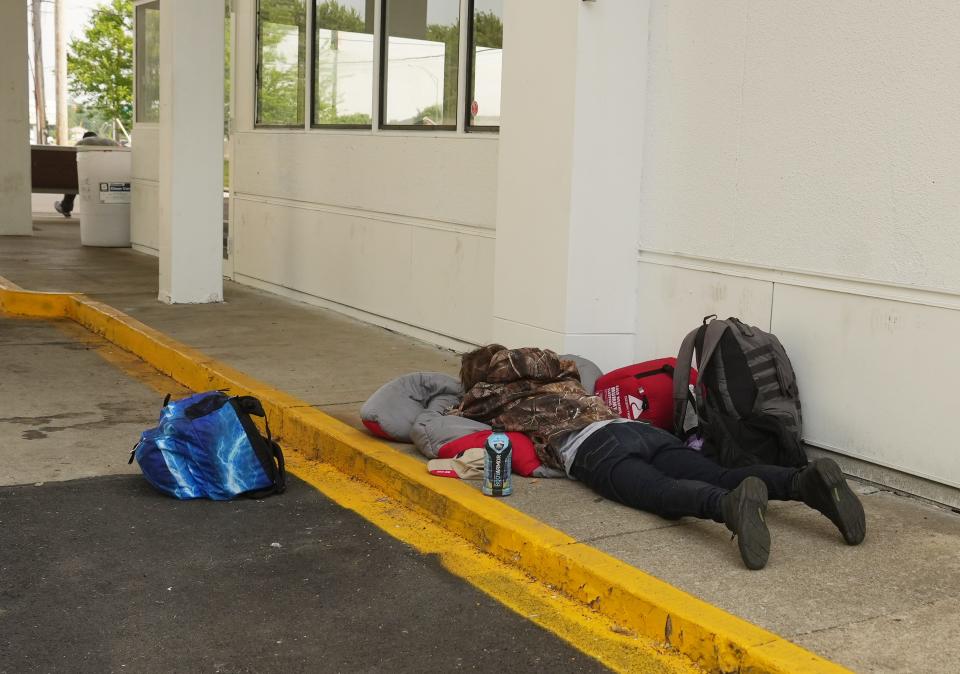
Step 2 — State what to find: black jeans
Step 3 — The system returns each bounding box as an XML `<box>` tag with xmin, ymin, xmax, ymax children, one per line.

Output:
<box><xmin>61</xmin><ymin>193</ymin><xmax>76</xmax><ymax>212</ymax></box>
<box><xmin>570</xmin><ymin>422</ymin><xmax>799</xmax><ymax>522</ymax></box>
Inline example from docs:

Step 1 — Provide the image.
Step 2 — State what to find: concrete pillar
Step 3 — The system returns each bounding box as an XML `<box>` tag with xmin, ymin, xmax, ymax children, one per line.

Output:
<box><xmin>0</xmin><ymin>2</ymin><xmax>33</xmax><ymax>236</ymax></box>
<box><xmin>158</xmin><ymin>0</ymin><xmax>224</xmax><ymax>303</ymax></box>
<box><xmin>492</xmin><ymin>0</ymin><xmax>650</xmax><ymax>371</ymax></box>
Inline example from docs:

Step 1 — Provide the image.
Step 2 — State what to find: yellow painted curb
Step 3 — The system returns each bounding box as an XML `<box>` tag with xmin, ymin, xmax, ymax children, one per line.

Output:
<box><xmin>0</xmin><ymin>278</ymin><xmax>850</xmax><ymax>674</ymax></box>
<box><xmin>287</xmin><ymin>454</ymin><xmax>701</xmax><ymax>674</ymax></box>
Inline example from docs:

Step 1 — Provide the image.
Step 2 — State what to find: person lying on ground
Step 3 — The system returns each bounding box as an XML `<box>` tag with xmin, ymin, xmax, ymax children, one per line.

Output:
<box><xmin>452</xmin><ymin>344</ymin><xmax>866</xmax><ymax>570</ymax></box>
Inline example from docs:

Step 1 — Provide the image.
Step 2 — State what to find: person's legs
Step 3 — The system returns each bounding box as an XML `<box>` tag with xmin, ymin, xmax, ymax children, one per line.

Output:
<box><xmin>570</xmin><ymin>424</ymin><xmax>727</xmax><ymax>521</ymax></box>
<box><xmin>651</xmin><ymin>446</ymin><xmax>798</xmax><ymax>500</ymax></box>
<box><xmin>55</xmin><ymin>193</ymin><xmax>76</xmax><ymax>217</ymax></box>
<box><xmin>593</xmin><ymin>452</ymin><xmax>728</xmax><ymax>521</ymax></box>
<box><xmin>570</xmin><ymin>424</ymin><xmax>771</xmax><ymax>569</ymax></box>
<box><xmin>651</xmin><ymin>445</ymin><xmax>866</xmax><ymax>545</ymax></box>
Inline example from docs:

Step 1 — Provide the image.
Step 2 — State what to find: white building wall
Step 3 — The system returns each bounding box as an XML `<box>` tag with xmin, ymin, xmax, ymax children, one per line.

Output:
<box><xmin>636</xmin><ymin>1</ymin><xmax>960</xmax><ymax>497</ymax></box>
<box><xmin>493</xmin><ymin>0</ymin><xmax>647</xmax><ymax>371</ymax></box>
<box><xmin>157</xmin><ymin>0</ymin><xmax>224</xmax><ymax>304</ymax></box>
<box><xmin>130</xmin><ymin>124</ymin><xmax>159</xmax><ymax>253</ymax></box>
<box><xmin>231</xmin><ymin>0</ymin><xmax>496</xmax><ymax>347</ymax></box>
<box><xmin>0</xmin><ymin>1</ymin><xmax>32</xmax><ymax>236</ymax></box>
<box><xmin>130</xmin><ymin>0</ymin><xmax>160</xmax><ymax>254</ymax></box>
<box><xmin>131</xmin><ymin>0</ymin><xmax>497</xmax><ymax>346</ymax></box>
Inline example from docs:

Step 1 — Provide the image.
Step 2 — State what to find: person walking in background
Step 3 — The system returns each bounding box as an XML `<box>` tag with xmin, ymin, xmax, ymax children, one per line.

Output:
<box><xmin>54</xmin><ymin>131</ymin><xmax>119</xmax><ymax>218</ymax></box>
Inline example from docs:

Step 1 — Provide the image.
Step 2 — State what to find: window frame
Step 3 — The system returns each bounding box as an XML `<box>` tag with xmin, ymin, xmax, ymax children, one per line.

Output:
<box><xmin>255</xmin><ymin>0</ymin><xmax>308</xmax><ymax>129</ymax></box>
<box><xmin>463</xmin><ymin>0</ymin><xmax>500</xmax><ymax>133</ymax></box>
<box><xmin>134</xmin><ymin>0</ymin><xmax>161</xmax><ymax>125</ymax></box>
<box><xmin>309</xmin><ymin>0</ymin><xmax>375</xmax><ymax>129</ymax></box>
<box><xmin>378</xmin><ymin>0</ymin><xmax>459</xmax><ymax>132</ymax></box>
<box><xmin>256</xmin><ymin>0</ymin><xmax>503</xmax><ymax>135</ymax></box>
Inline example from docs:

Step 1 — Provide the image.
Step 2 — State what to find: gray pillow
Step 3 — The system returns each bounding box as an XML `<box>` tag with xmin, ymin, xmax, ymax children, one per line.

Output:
<box><xmin>410</xmin><ymin>410</ymin><xmax>491</xmax><ymax>459</ymax></box>
<box><xmin>360</xmin><ymin>372</ymin><xmax>462</xmax><ymax>442</ymax></box>
<box><xmin>559</xmin><ymin>353</ymin><xmax>604</xmax><ymax>394</ymax></box>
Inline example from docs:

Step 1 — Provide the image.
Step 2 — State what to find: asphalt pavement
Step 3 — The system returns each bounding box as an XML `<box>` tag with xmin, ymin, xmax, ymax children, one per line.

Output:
<box><xmin>0</xmin><ymin>475</ymin><xmax>607</xmax><ymax>674</ymax></box>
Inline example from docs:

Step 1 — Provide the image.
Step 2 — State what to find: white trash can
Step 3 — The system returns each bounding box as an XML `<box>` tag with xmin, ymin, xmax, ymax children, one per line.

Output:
<box><xmin>77</xmin><ymin>146</ymin><xmax>132</xmax><ymax>247</ymax></box>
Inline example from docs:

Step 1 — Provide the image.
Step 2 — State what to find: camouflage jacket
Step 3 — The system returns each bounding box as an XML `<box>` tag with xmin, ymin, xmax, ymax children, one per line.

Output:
<box><xmin>453</xmin><ymin>345</ymin><xmax>619</xmax><ymax>470</ymax></box>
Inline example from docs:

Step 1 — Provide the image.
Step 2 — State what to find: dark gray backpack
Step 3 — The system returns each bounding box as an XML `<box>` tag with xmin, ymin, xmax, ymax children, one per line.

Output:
<box><xmin>672</xmin><ymin>316</ymin><xmax>808</xmax><ymax>468</ymax></box>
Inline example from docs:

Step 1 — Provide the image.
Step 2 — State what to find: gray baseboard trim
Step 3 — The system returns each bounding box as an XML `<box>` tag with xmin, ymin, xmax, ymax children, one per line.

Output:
<box><xmin>807</xmin><ymin>444</ymin><xmax>960</xmax><ymax>511</ymax></box>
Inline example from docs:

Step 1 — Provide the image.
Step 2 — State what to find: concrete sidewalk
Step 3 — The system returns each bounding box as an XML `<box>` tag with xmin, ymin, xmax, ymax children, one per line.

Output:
<box><xmin>4</xmin><ymin>221</ymin><xmax>960</xmax><ymax>673</ymax></box>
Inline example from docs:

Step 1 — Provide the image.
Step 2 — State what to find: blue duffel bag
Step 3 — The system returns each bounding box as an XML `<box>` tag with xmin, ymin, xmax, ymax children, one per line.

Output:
<box><xmin>129</xmin><ymin>391</ymin><xmax>286</xmax><ymax>500</ymax></box>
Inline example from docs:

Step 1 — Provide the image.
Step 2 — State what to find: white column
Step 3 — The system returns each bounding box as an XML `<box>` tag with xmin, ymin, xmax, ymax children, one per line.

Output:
<box><xmin>493</xmin><ymin>0</ymin><xmax>650</xmax><ymax>371</ymax></box>
<box><xmin>0</xmin><ymin>1</ymin><xmax>32</xmax><ymax>236</ymax></box>
<box><xmin>158</xmin><ymin>0</ymin><xmax>224</xmax><ymax>303</ymax></box>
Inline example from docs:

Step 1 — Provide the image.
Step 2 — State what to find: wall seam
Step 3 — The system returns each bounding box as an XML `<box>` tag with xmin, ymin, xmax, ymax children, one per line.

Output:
<box><xmin>638</xmin><ymin>250</ymin><xmax>960</xmax><ymax>312</ymax></box>
<box><xmin>232</xmin><ymin>193</ymin><xmax>496</xmax><ymax>237</ymax></box>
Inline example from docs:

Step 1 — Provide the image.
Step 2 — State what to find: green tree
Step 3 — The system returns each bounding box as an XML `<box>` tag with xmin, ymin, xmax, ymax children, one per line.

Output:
<box><xmin>68</xmin><ymin>102</ymin><xmax>112</xmax><ymax>138</ymax></box>
<box><xmin>313</xmin><ymin>1</ymin><xmax>371</xmax><ymax>125</ymax></box>
<box><xmin>412</xmin><ymin>103</ymin><xmax>443</xmax><ymax>126</ymax></box>
<box><xmin>424</xmin><ymin>21</ymin><xmax>459</xmax><ymax>125</ymax></box>
<box><xmin>67</xmin><ymin>0</ymin><xmax>133</xmax><ymax>135</ymax></box>
<box><xmin>468</xmin><ymin>10</ymin><xmax>502</xmax><ymax>124</ymax></box>
<box><xmin>225</xmin><ymin>1</ymin><xmax>232</xmax><ymax>133</ymax></box>
<box><xmin>258</xmin><ymin>0</ymin><xmax>306</xmax><ymax>125</ymax></box>
<box><xmin>315</xmin><ymin>0</ymin><xmax>364</xmax><ymax>32</ymax></box>
<box><xmin>474</xmin><ymin>11</ymin><xmax>503</xmax><ymax>49</ymax></box>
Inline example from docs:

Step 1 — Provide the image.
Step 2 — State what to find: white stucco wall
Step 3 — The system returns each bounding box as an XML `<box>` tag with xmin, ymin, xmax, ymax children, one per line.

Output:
<box><xmin>641</xmin><ymin>1</ymin><xmax>960</xmax><ymax>291</ymax></box>
<box><xmin>230</xmin><ymin>132</ymin><xmax>497</xmax><ymax>345</ymax></box>
<box><xmin>636</xmin><ymin>1</ymin><xmax>960</xmax><ymax>494</ymax></box>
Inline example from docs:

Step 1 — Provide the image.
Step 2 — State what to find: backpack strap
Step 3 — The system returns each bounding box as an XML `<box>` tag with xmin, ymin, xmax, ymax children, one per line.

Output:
<box><xmin>243</xmin><ymin>438</ymin><xmax>287</xmax><ymax>498</ymax></box>
<box><xmin>673</xmin><ymin>327</ymin><xmax>699</xmax><ymax>433</ymax></box>
<box><xmin>673</xmin><ymin>316</ymin><xmax>731</xmax><ymax>434</ymax></box>
<box><xmin>697</xmin><ymin>318</ymin><xmax>731</xmax><ymax>376</ymax></box>
<box><xmin>233</xmin><ymin>395</ymin><xmax>266</xmax><ymax>418</ymax></box>
<box><xmin>229</xmin><ymin>395</ymin><xmax>287</xmax><ymax>498</ymax></box>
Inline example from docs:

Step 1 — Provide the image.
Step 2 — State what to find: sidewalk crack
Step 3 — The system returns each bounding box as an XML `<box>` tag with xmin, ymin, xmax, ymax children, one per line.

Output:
<box><xmin>788</xmin><ymin>595</ymin><xmax>960</xmax><ymax>638</ymax></box>
<box><xmin>557</xmin><ymin>522</ymin><xmax>685</xmax><ymax>546</ymax></box>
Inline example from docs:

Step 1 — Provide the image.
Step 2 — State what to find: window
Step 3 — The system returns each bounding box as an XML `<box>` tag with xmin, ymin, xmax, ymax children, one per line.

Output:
<box><xmin>467</xmin><ymin>0</ymin><xmax>501</xmax><ymax>130</ymax></box>
<box><xmin>312</xmin><ymin>1</ymin><xmax>375</xmax><ymax>127</ymax></box>
<box><xmin>135</xmin><ymin>1</ymin><xmax>161</xmax><ymax>124</ymax></box>
<box><xmin>381</xmin><ymin>0</ymin><xmax>461</xmax><ymax>129</ymax></box>
<box><xmin>256</xmin><ymin>0</ymin><xmax>505</xmax><ymax>132</ymax></box>
<box><xmin>225</xmin><ymin>0</ymin><xmax>233</xmax><ymax>133</ymax></box>
<box><xmin>256</xmin><ymin>0</ymin><xmax>307</xmax><ymax>127</ymax></box>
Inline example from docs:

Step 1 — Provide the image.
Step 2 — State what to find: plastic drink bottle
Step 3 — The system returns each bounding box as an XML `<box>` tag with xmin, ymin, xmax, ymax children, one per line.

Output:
<box><xmin>482</xmin><ymin>425</ymin><xmax>513</xmax><ymax>497</ymax></box>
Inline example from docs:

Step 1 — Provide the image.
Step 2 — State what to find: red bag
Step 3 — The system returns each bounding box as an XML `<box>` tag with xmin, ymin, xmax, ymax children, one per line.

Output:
<box><xmin>437</xmin><ymin>431</ymin><xmax>543</xmax><ymax>477</ymax></box>
<box><xmin>594</xmin><ymin>358</ymin><xmax>697</xmax><ymax>430</ymax></box>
